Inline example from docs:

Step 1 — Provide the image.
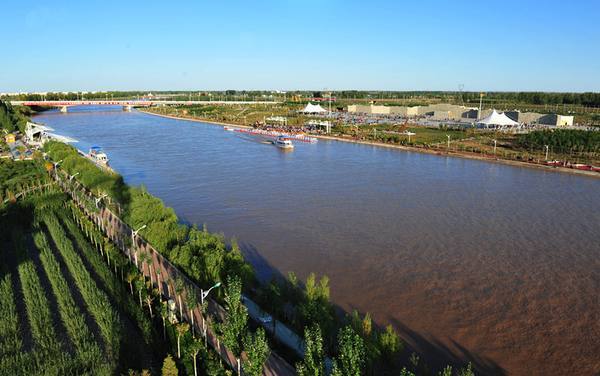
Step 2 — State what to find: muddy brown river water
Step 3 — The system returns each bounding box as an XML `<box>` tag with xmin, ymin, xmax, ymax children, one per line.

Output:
<box><xmin>35</xmin><ymin>107</ymin><xmax>600</xmax><ymax>375</ymax></box>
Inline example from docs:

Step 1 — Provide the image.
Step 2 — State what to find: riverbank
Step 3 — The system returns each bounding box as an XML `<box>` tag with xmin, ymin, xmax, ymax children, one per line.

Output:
<box><xmin>139</xmin><ymin>109</ymin><xmax>600</xmax><ymax>179</ymax></box>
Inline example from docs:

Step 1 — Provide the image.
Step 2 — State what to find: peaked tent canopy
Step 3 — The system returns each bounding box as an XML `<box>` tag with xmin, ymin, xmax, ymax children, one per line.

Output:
<box><xmin>477</xmin><ymin>110</ymin><xmax>519</xmax><ymax>127</ymax></box>
<box><xmin>300</xmin><ymin>103</ymin><xmax>327</xmax><ymax>114</ymax></box>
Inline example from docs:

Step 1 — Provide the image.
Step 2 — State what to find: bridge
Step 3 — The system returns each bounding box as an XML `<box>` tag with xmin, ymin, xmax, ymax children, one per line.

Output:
<box><xmin>10</xmin><ymin>100</ymin><xmax>280</xmax><ymax>113</ymax></box>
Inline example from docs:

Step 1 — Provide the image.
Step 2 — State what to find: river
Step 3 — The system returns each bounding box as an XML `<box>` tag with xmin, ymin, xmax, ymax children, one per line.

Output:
<box><xmin>34</xmin><ymin>106</ymin><xmax>600</xmax><ymax>375</ymax></box>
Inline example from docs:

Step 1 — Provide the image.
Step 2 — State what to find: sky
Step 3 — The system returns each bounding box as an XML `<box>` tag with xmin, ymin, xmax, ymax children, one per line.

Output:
<box><xmin>2</xmin><ymin>0</ymin><xmax>599</xmax><ymax>92</ymax></box>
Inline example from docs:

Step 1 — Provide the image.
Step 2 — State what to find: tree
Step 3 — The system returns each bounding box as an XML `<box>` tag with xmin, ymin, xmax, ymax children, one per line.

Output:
<box><xmin>145</xmin><ymin>293</ymin><xmax>154</xmax><ymax>318</ymax></box>
<box><xmin>243</xmin><ymin>328</ymin><xmax>270</xmax><ymax>376</ymax></box>
<box><xmin>378</xmin><ymin>324</ymin><xmax>402</xmax><ymax>363</ymax></box>
<box><xmin>188</xmin><ymin>337</ymin><xmax>204</xmax><ymax>376</ymax></box>
<box><xmin>219</xmin><ymin>275</ymin><xmax>248</xmax><ymax>357</ymax></box>
<box><xmin>135</xmin><ymin>276</ymin><xmax>145</xmax><ymax>307</ymax></box>
<box><xmin>174</xmin><ymin>277</ymin><xmax>185</xmax><ymax>319</ymax></box>
<box><xmin>458</xmin><ymin>362</ymin><xmax>475</xmax><ymax>376</ymax></box>
<box><xmin>175</xmin><ymin>322</ymin><xmax>190</xmax><ymax>358</ymax></box>
<box><xmin>300</xmin><ymin>273</ymin><xmax>334</xmax><ymax>339</ymax></box>
<box><xmin>126</xmin><ymin>270</ymin><xmax>136</xmax><ymax>295</ymax></box>
<box><xmin>331</xmin><ymin>326</ymin><xmax>365</xmax><ymax>376</ymax></box>
<box><xmin>186</xmin><ymin>288</ymin><xmax>199</xmax><ymax>337</ymax></box>
<box><xmin>160</xmin><ymin>301</ymin><xmax>169</xmax><ymax>340</ymax></box>
<box><xmin>139</xmin><ymin>251</ymin><xmax>151</xmax><ymax>280</ymax></box>
<box><xmin>399</xmin><ymin>368</ymin><xmax>416</xmax><ymax>376</ymax></box>
<box><xmin>161</xmin><ymin>354</ymin><xmax>178</xmax><ymax>376</ymax></box>
<box><xmin>262</xmin><ymin>280</ymin><xmax>283</xmax><ymax>332</ymax></box>
<box><xmin>296</xmin><ymin>325</ymin><xmax>325</xmax><ymax>376</ymax></box>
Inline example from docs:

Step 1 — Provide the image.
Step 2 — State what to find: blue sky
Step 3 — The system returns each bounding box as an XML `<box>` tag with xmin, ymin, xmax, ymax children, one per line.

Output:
<box><xmin>2</xmin><ymin>0</ymin><xmax>599</xmax><ymax>92</ymax></box>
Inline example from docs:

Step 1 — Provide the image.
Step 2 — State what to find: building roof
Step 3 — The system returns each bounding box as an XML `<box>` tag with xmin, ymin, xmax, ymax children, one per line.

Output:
<box><xmin>477</xmin><ymin>110</ymin><xmax>519</xmax><ymax>126</ymax></box>
<box><xmin>300</xmin><ymin>103</ymin><xmax>327</xmax><ymax>113</ymax></box>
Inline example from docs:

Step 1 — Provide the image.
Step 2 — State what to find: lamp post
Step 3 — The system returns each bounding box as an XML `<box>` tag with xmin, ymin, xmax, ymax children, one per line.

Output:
<box><xmin>446</xmin><ymin>135</ymin><xmax>451</xmax><ymax>150</ymax></box>
<box><xmin>53</xmin><ymin>159</ymin><xmax>63</xmax><ymax>173</ymax></box>
<box><xmin>95</xmin><ymin>193</ymin><xmax>108</xmax><ymax>208</ymax></box>
<box><xmin>544</xmin><ymin>145</ymin><xmax>549</xmax><ymax>161</ymax></box>
<box><xmin>201</xmin><ymin>282</ymin><xmax>221</xmax><ymax>307</ymax></box>
<box><xmin>131</xmin><ymin>224</ymin><xmax>147</xmax><ymax>266</ymax></box>
<box><xmin>492</xmin><ymin>139</ymin><xmax>497</xmax><ymax>155</ymax></box>
<box><xmin>69</xmin><ymin>172</ymin><xmax>80</xmax><ymax>181</ymax></box>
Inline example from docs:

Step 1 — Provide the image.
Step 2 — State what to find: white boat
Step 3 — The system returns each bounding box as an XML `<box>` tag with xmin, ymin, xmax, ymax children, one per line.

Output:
<box><xmin>224</xmin><ymin>126</ymin><xmax>236</xmax><ymax>131</ymax></box>
<box><xmin>273</xmin><ymin>136</ymin><xmax>294</xmax><ymax>150</ymax></box>
<box><xmin>88</xmin><ymin>146</ymin><xmax>109</xmax><ymax>165</ymax></box>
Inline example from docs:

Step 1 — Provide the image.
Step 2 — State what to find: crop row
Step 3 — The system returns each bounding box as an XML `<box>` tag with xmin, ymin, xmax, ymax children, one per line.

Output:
<box><xmin>33</xmin><ymin>230</ymin><xmax>110</xmax><ymax>374</ymax></box>
<box><xmin>19</xmin><ymin>260</ymin><xmax>60</xmax><ymax>354</ymax></box>
<box><xmin>42</xmin><ymin>213</ymin><xmax>121</xmax><ymax>361</ymax></box>
<box><xmin>62</xmin><ymin>210</ymin><xmax>156</xmax><ymax>345</ymax></box>
<box><xmin>0</xmin><ymin>272</ymin><xmax>22</xmax><ymax>358</ymax></box>
<box><xmin>11</xmin><ymin>227</ymin><xmax>62</xmax><ymax>356</ymax></box>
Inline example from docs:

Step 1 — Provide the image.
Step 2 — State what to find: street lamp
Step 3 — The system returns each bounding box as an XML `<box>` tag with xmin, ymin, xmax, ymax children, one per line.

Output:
<box><xmin>201</xmin><ymin>281</ymin><xmax>221</xmax><ymax>306</ymax></box>
<box><xmin>53</xmin><ymin>159</ymin><xmax>63</xmax><ymax>169</ymax></box>
<box><xmin>544</xmin><ymin>145</ymin><xmax>549</xmax><ymax>161</ymax></box>
<box><xmin>446</xmin><ymin>135</ymin><xmax>451</xmax><ymax>149</ymax></box>
<box><xmin>132</xmin><ymin>224</ymin><xmax>147</xmax><ymax>237</ymax></box>
<box><xmin>95</xmin><ymin>193</ymin><xmax>108</xmax><ymax>208</ymax></box>
<box><xmin>131</xmin><ymin>224</ymin><xmax>147</xmax><ymax>267</ymax></box>
<box><xmin>492</xmin><ymin>139</ymin><xmax>497</xmax><ymax>155</ymax></box>
<box><xmin>69</xmin><ymin>172</ymin><xmax>80</xmax><ymax>181</ymax></box>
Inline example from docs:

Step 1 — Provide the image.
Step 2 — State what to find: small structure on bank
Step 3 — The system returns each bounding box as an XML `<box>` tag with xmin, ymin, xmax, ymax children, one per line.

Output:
<box><xmin>265</xmin><ymin>116</ymin><xmax>288</xmax><ymax>127</ymax></box>
<box><xmin>25</xmin><ymin>121</ymin><xmax>77</xmax><ymax>146</ymax></box>
<box><xmin>477</xmin><ymin>110</ymin><xmax>519</xmax><ymax>129</ymax></box>
<box><xmin>25</xmin><ymin>122</ymin><xmax>53</xmax><ymax>145</ymax></box>
<box><xmin>306</xmin><ymin>119</ymin><xmax>332</xmax><ymax>133</ymax></box>
<box><xmin>299</xmin><ymin>103</ymin><xmax>327</xmax><ymax>114</ymax></box>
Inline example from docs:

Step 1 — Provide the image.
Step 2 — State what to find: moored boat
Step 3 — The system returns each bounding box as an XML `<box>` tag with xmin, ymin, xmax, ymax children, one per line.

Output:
<box><xmin>88</xmin><ymin>146</ymin><xmax>109</xmax><ymax>165</ymax></box>
<box><xmin>571</xmin><ymin>163</ymin><xmax>592</xmax><ymax>171</ymax></box>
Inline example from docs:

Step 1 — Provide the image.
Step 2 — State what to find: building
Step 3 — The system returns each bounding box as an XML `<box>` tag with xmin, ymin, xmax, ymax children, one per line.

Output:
<box><xmin>505</xmin><ymin>111</ymin><xmax>543</xmax><ymax>124</ymax></box>
<box><xmin>538</xmin><ymin>114</ymin><xmax>574</xmax><ymax>126</ymax></box>
<box><xmin>505</xmin><ymin>111</ymin><xmax>574</xmax><ymax>126</ymax></box>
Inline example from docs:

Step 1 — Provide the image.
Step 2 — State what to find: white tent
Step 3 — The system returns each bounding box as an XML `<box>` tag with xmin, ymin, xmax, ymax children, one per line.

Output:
<box><xmin>477</xmin><ymin>110</ymin><xmax>519</xmax><ymax>128</ymax></box>
<box><xmin>300</xmin><ymin>103</ymin><xmax>327</xmax><ymax>114</ymax></box>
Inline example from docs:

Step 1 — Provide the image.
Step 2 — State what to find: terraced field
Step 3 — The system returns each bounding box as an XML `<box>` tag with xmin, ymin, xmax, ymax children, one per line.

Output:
<box><xmin>0</xmin><ymin>191</ymin><xmax>163</xmax><ymax>375</ymax></box>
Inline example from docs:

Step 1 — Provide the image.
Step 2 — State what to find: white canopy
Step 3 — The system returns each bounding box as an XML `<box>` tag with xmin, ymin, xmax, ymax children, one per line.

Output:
<box><xmin>300</xmin><ymin>103</ymin><xmax>327</xmax><ymax>114</ymax></box>
<box><xmin>477</xmin><ymin>110</ymin><xmax>519</xmax><ymax>127</ymax></box>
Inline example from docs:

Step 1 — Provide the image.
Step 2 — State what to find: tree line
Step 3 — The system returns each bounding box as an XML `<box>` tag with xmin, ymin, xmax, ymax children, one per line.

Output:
<box><xmin>517</xmin><ymin>129</ymin><xmax>600</xmax><ymax>154</ymax></box>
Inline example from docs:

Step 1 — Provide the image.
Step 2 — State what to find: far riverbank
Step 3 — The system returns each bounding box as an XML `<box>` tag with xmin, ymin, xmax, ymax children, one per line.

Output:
<box><xmin>139</xmin><ymin>109</ymin><xmax>600</xmax><ymax>179</ymax></box>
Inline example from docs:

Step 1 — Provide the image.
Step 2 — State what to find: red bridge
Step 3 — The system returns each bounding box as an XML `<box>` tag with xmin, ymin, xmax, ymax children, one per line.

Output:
<box><xmin>11</xmin><ymin>100</ymin><xmax>279</xmax><ymax>112</ymax></box>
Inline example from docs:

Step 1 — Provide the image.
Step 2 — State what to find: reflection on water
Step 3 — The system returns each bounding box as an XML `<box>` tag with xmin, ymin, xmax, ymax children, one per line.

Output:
<box><xmin>35</xmin><ymin>107</ymin><xmax>600</xmax><ymax>375</ymax></box>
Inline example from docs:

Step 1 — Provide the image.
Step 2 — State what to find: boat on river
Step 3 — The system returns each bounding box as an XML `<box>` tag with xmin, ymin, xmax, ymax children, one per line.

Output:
<box><xmin>273</xmin><ymin>136</ymin><xmax>294</xmax><ymax>149</ymax></box>
<box><xmin>88</xmin><ymin>146</ymin><xmax>109</xmax><ymax>165</ymax></box>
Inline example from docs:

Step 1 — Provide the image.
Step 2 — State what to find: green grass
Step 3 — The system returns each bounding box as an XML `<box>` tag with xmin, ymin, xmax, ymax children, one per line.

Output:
<box><xmin>33</xmin><ymin>231</ymin><xmax>106</xmax><ymax>371</ymax></box>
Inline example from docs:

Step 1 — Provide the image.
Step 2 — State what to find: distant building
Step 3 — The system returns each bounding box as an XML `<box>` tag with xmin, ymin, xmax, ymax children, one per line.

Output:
<box><xmin>538</xmin><ymin>114</ymin><xmax>574</xmax><ymax>126</ymax></box>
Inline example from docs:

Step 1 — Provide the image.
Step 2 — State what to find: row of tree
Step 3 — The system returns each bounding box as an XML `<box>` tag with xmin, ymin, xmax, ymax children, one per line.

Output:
<box><xmin>64</xmin><ymin>185</ymin><xmax>251</xmax><ymax>375</ymax></box>
<box><xmin>517</xmin><ymin>129</ymin><xmax>600</xmax><ymax>154</ymax></box>
<box><xmin>0</xmin><ymin>100</ymin><xmax>29</xmax><ymax>133</ymax></box>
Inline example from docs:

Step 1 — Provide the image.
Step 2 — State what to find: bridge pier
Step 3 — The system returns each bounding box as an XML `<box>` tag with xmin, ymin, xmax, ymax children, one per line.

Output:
<box><xmin>59</xmin><ymin>105</ymin><xmax>68</xmax><ymax>113</ymax></box>
<box><xmin>122</xmin><ymin>105</ymin><xmax>133</xmax><ymax>112</ymax></box>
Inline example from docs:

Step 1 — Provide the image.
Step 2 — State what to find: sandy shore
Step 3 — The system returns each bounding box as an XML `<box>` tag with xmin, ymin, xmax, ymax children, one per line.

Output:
<box><xmin>139</xmin><ymin>110</ymin><xmax>600</xmax><ymax>179</ymax></box>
